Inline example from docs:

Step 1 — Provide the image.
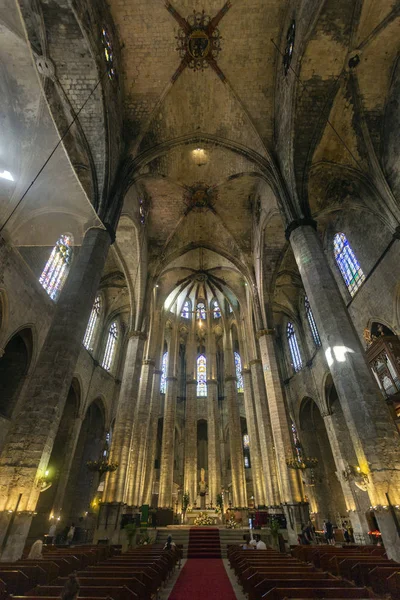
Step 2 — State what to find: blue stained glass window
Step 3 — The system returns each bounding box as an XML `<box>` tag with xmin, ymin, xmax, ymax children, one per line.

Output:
<box><xmin>333</xmin><ymin>232</ymin><xmax>365</xmax><ymax>296</ymax></box>
<box><xmin>287</xmin><ymin>322</ymin><xmax>302</xmax><ymax>372</ymax></box>
<box><xmin>83</xmin><ymin>295</ymin><xmax>101</xmax><ymax>350</ymax></box>
<box><xmin>212</xmin><ymin>300</ymin><xmax>221</xmax><ymax>319</ymax></box>
<box><xmin>243</xmin><ymin>434</ymin><xmax>250</xmax><ymax>450</ymax></box>
<box><xmin>234</xmin><ymin>351</ymin><xmax>244</xmax><ymax>392</ymax></box>
<box><xmin>196</xmin><ymin>302</ymin><xmax>206</xmax><ymax>320</ymax></box>
<box><xmin>181</xmin><ymin>300</ymin><xmax>190</xmax><ymax>319</ymax></box>
<box><xmin>102</xmin><ymin>322</ymin><xmax>118</xmax><ymax>371</ymax></box>
<box><xmin>305</xmin><ymin>296</ymin><xmax>321</xmax><ymax>347</ymax></box>
<box><xmin>160</xmin><ymin>351</ymin><xmax>168</xmax><ymax>393</ymax></box>
<box><xmin>102</xmin><ymin>27</ymin><xmax>117</xmax><ymax>80</ymax></box>
<box><xmin>197</xmin><ymin>354</ymin><xmax>207</xmax><ymax>397</ymax></box>
<box><xmin>39</xmin><ymin>234</ymin><xmax>73</xmax><ymax>301</ymax></box>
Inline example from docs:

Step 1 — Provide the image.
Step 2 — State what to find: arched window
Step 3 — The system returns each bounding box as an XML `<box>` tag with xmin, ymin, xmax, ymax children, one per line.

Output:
<box><xmin>197</xmin><ymin>354</ymin><xmax>207</xmax><ymax>397</ymax></box>
<box><xmin>160</xmin><ymin>351</ymin><xmax>168</xmax><ymax>393</ymax></box>
<box><xmin>181</xmin><ymin>300</ymin><xmax>190</xmax><ymax>319</ymax></box>
<box><xmin>83</xmin><ymin>295</ymin><xmax>101</xmax><ymax>351</ymax></box>
<box><xmin>333</xmin><ymin>232</ymin><xmax>365</xmax><ymax>296</ymax></box>
<box><xmin>305</xmin><ymin>296</ymin><xmax>321</xmax><ymax>347</ymax></box>
<box><xmin>287</xmin><ymin>322</ymin><xmax>302</xmax><ymax>372</ymax></box>
<box><xmin>39</xmin><ymin>234</ymin><xmax>73</xmax><ymax>301</ymax></box>
<box><xmin>243</xmin><ymin>434</ymin><xmax>251</xmax><ymax>468</ymax></box>
<box><xmin>196</xmin><ymin>302</ymin><xmax>206</xmax><ymax>320</ymax></box>
<box><xmin>102</xmin><ymin>321</ymin><xmax>118</xmax><ymax>371</ymax></box>
<box><xmin>212</xmin><ymin>300</ymin><xmax>221</xmax><ymax>319</ymax></box>
<box><xmin>234</xmin><ymin>351</ymin><xmax>244</xmax><ymax>392</ymax></box>
<box><xmin>291</xmin><ymin>422</ymin><xmax>304</xmax><ymax>463</ymax></box>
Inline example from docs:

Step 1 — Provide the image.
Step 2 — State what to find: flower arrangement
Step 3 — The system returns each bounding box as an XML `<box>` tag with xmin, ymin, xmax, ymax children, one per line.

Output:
<box><xmin>226</xmin><ymin>515</ymin><xmax>237</xmax><ymax>529</ymax></box>
<box><xmin>194</xmin><ymin>512</ymin><xmax>214</xmax><ymax>526</ymax></box>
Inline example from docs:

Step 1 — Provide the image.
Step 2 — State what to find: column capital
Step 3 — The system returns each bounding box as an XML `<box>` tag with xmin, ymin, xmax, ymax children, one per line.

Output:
<box><xmin>206</xmin><ymin>378</ymin><xmax>218</xmax><ymax>385</ymax></box>
<box><xmin>143</xmin><ymin>358</ymin><xmax>155</xmax><ymax>366</ymax></box>
<box><xmin>153</xmin><ymin>369</ymin><xmax>162</xmax><ymax>375</ymax></box>
<box><xmin>285</xmin><ymin>217</ymin><xmax>317</xmax><ymax>240</ymax></box>
<box><xmin>166</xmin><ymin>376</ymin><xmax>178</xmax><ymax>382</ymax></box>
<box><xmin>225</xmin><ymin>375</ymin><xmax>237</xmax><ymax>382</ymax></box>
<box><xmin>128</xmin><ymin>330</ymin><xmax>147</xmax><ymax>341</ymax></box>
<box><xmin>320</xmin><ymin>409</ymin><xmax>332</xmax><ymax>418</ymax></box>
<box><xmin>241</xmin><ymin>368</ymin><xmax>251</xmax><ymax>375</ymax></box>
<box><xmin>249</xmin><ymin>358</ymin><xmax>262</xmax><ymax>365</ymax></box>
<box><xmin>186</xmin><ymin>379</ymin><xmax>197</xmax><ymax>385</ymax></box>
<box><xmin>256</xmin><ymin>329</ymin><xmax>275</xmax><ymax>339</ymax></box>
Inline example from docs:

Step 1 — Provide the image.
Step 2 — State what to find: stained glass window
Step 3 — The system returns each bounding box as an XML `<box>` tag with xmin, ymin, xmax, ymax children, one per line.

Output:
<box><xmin>283</xmin><ymin>20</ymin><xmax>295</xmax><ymax>75</ymax></box>
<box><xmin>83</xmin><ymin>296</ymin><xmax>101</xmax><ymax>350</ymax></box>
<box><xmin>287</xmin><ymin>322</ymin><xmax>302</xmax><ymax>372</ymax></box>
<box><xmin>243</xmin><ymin>434</ymin><xmax>250</xmax><ymax>449</ymax></box>
<box><xmin>39</xmin><ymin>234</ymin><xmax>73</xmax><ymax>301</ymax></box>
<box><xmin>243</xmin><ymin>434</ymin><xmax>250</xmax><ymax>468</ymax></box>
<box><xmin>102</xmin><ymin>322</ymin><xmax>118</xmax><ymax>371</ymax></box>
<box><xmin>212</xmin><ymin>300</ymin><xmax>221</xmax><ymax>318</ymax></box>
<box><xmin>244</xmin><ymin>455</ymin><xmax>250</xmax><ymax>468</ymax></box>
<box><xmin>197</xmin><ymin>354</ymin><xmax>207</xmax><ymax>397</ymax></box>
<box><xmin>292</xmin><ymin>422</ymin><xmax>303</xmax><ymax>463</ymax></box>
<box><xmin>196</xmin><ymin>302</ymin><xmax>206</xmax><ymax>320</ymax></box>
<box><xmin>181</xmin><ymin>300</ymin><xmax>190</xmax><ymax>319</ymax></box>
<box><xmin>160</xmin><ymin>351</ymin><xmax>168</xmax><ymax>393</ymax></box>
<box><xmin>333</xmin><ymin>233</ymin><xmax>365</xmax><ymax>296</ymax></box>
<box><xmin>101</xmin><ymin>27</ymin><xmax>116</xmax><ymax>80</ymax></box>
<box><xmin>228</xmin><ymin>304</ymin><xmax>233</xmax><ymax>314</ymax></box>
<box><xmin>305</xmin><ymin>296</ymin><xmax>321</xmax><ymax>347</ymax></box>
<box><xmin>234</xmin><ymin>351</ymin><xmax>244</xmax><ymax>392</ymax></box>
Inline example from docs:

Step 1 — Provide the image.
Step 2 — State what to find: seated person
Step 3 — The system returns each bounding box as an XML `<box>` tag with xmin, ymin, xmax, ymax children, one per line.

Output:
<box><xmin>255</xmin><ymin>534</ymin><xmax>267</xmax><ymax>549</ymax></box>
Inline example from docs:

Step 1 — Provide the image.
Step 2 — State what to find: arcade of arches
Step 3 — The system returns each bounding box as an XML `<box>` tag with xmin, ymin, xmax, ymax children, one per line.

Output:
<box><xmin>0</xmin><ymin>0</ymin><xmax>400</xmax><ymax>562</ymax></box>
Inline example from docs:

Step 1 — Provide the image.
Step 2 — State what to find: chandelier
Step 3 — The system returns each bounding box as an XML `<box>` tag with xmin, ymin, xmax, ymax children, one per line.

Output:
<box><xmin>87</xmin><ymin>443</ymin><xmax>118</xmax><ymax>477</ymax></box>
<box><xmin>286</xmin><ymin>456</ymin><xmax>318</xmax><ymax>470</ymax></box>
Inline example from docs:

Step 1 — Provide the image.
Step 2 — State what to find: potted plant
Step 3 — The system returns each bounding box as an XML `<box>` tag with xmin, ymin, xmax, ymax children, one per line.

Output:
<box><xmin>124</xmin><ymin>522</ymin><xmax>137</xmax><ymax>548</ymax></box>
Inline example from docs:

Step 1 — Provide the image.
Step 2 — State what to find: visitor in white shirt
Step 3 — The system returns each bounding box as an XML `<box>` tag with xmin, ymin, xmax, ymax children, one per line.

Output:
<box><xmin>255</xmin><ymin>534</ymin><xmax>267</xmax><ymax>549</ymax></box>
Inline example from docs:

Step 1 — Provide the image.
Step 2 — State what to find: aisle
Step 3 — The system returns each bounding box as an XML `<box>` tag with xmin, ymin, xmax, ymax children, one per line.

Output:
<box><xmin>168</xmin><ymin>559</ymin><xmax>237</xmax><ymax>600</ymax></box>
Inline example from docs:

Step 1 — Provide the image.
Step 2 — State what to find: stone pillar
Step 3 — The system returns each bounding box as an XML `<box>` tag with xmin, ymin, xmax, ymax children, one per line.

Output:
<box><xmin>323</xmin><ymin>413</ymin><xmax>370</xmax><ymax>543</ymax></box>
<box><xmin>207</xmin><ymin>333</ymin><xmax>221</xmax><ymax>505</ymax></box>
<box><xmin>158</xmin><ymin>323</ymin><xmax>179</xmax><ymax>508</ymax></box>
<box><xmin>241</xmin><ymin>368</ymin><xmax>266</xmax><ymax>507</ymax></box>
<box><xmin>225</xmin><ymin>376</ymin><xmax>247</xmax><ymax>507</ymax></box>
<box><xmin>50</xmin><ymin>415</ymin><xmax>84</xmax><ymax>519</ymax></box>
<box><xmin>126</xmin><ymin>358</ymin><xmax>155</xmax><ymax>507</ymax></box>
<box><xmin>0</xmin><ymin>227</ymin><xmax>111</xmax><ymax>560</ymax></box>
<box><xmin>256</xmin><ymin>330</ymin><xmax>304</xmax><ymax>544</ymax></box>
<box><xmin>142</xmin><ymin>369</ymin><xmax>162</xmax><ymax>506</ymax></box>
<box><xmin>103</xmin><ymin>331</ymin><xmax>146</xmax><ymax>504</ymax></box>
<box><xmin>249</xmin><ymin>358</ymin><xmax>280</xmax><ymax>506</ymax></box>
<box><xmin>183</xmin><ymin>324</ymin><xmax>197</xmax><ymax>506</ymax></box>
<box><xmin>289</xmin><ymin>223</ymin><xmax>400</xmax><ymax>558</ymax></box>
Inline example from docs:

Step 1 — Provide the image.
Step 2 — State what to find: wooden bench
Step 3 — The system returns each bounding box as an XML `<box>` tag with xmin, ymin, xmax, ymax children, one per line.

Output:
<box><xmin>261</xmin><ymin>587</ymin><xmax>371</xmax><ymax>599</ymax></box>
<box><xmin>250</xmin><ymin>577</ymin><xmax>352</xmax><ymax>600</ymax></box>
<box><xmin>0</xmin><ymin>570</ymin><xmax>30</xmax><ymax>595</ymax></box>
<box><xmin>26</xmin><ymin>585</ymin><xmax>138</xmax><ymax>600</ymax></box>
<box><xmin>55</xmin><ymin>576</ymin><xmax>148</xmax><ymax>600</ymax></box>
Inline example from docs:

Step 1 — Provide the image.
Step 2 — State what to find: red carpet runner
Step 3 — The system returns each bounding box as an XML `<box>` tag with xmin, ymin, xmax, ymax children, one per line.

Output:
<box><xmin>187</xmin><ymin>527</ymin><xmax>221</xmax><ymax>558</ymax></box>
<box><xmin>169</xmin><ymin>558</ymin><xmax>237</xmax><ymax>600</ymax></box>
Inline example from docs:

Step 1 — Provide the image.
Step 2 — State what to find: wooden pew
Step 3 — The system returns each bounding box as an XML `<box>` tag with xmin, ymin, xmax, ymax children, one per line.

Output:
<box><xmin>26</xmin><ymin>585</ymin><xmax>138</xmax><ymax>600</ymax></box>
<box><xmin>250</xmin><ymin>576</ymin><xmax>352</xmax><ymax>600</ymax></box>
<box><xmin>0</xmin><ymin>562</ymin><xmax>59</xmax><ymax>582</ymax></box>
<box><xmin>261</xmin><ymin>587</ymin><xmax>371</xmax><ymax>599</ymax></box>
<box><xmin>366</xmin><ymin>565</ymin><xmax>400</xmax><ymax>593</ymax></box>
<box><xmin>387</xmin><ymin>571</ymin><xmax>400</xmax><ymax>600</ymax></box>
<box><xmin>243</xmin><ymin>571</ymin><xmax>334</xmax><ymax>596</ymax></box>
<box><xmin>0</xmin><ymin>570</ymin><xmax>30</xmax><ymax>595</ymax></box>
<box><xmin>55</xmin><ymin>576</ymin><xmax>148</xmax><ymax>600</ymax></box>
<box><xmin>0</xmin><ymin>565</ymin><xmax>48</xmax><ymax>586</ymax></box>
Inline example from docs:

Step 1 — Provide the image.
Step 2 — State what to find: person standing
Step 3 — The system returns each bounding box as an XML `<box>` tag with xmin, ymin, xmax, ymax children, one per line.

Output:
<box><xmin>323</xmin><ymin>520</ymin><xmax>334</xmax><ymax>545</ymax></box>
<box><xmin>66</xmin><ymin>523</ymin><xmax>75</xmax><ymax>545</ymax></box>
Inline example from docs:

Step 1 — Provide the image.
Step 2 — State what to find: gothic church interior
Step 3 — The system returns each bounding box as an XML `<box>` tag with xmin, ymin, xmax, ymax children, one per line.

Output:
<box><xmin>0</xmin><ymin>0</ymin><xmax>400</xmax><ymax>563</ymax></box>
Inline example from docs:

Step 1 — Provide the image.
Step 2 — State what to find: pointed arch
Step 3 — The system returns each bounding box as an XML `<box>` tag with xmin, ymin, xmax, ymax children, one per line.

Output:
<box><xmin>333</xmin><ymin>232</ymin><xmax>365</xmax><ymax>296</ymax></box>
<box><xmin>39</xmin><ymin>234</ymin><xmax>73</xmax><ymax>301</ymax></box>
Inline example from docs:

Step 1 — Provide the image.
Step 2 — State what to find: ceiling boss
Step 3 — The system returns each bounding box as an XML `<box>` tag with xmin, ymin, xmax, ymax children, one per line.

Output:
<box><xmin>165</xmin><ymin>1</ymin><xmax>232</xmax><ymax>82</ymax></box>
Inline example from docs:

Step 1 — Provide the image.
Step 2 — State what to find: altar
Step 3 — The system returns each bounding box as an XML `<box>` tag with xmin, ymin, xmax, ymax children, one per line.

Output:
<box><xmin>185</xmin><ymin>508</ymin><xmax>222</xmax><ymax>525</ymax></box>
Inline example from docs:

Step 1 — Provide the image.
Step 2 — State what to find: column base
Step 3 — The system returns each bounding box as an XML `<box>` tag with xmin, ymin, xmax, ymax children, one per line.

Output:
<box><xmin>347</xmin><ymin>511</ymin><xmax>370</xmax><ymax>545</ymax></box>
<box><xmin>281</xmin><ymin>502</ymin><xmax>310</xmax><ymax>546</ymax></box>
<box><xmin>94</xmin><ymin>502</ymin><xmax>126</xmax><ymax>545</ymax></box>
<box><xmin>374</xmin><ymin>510</ymin><xmax>400</xmax><ymax>561</ymax></box>
<box><xmin>0</xmin><ymin>512</ymin><xmax>33</xmax><ymax>561</ymax></box>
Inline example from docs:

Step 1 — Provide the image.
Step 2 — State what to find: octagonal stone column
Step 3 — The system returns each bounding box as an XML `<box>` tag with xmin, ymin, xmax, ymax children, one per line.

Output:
<box><xmin>289</xmin><ymin>222</ymin><xmax>400</xmax><ymax>559</ymax></box>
